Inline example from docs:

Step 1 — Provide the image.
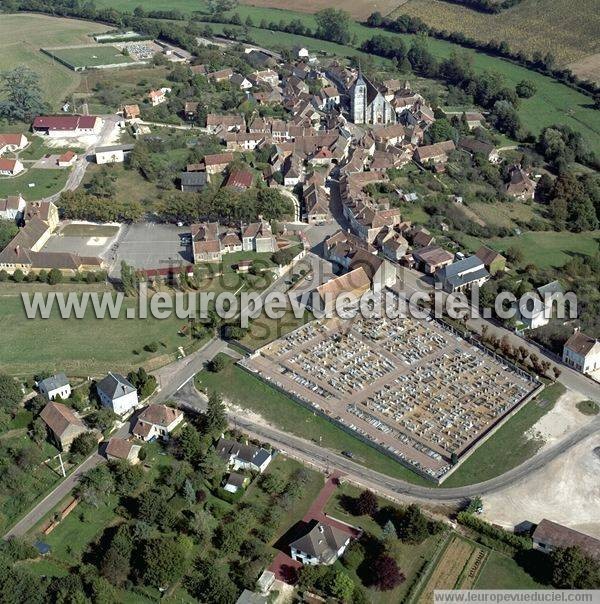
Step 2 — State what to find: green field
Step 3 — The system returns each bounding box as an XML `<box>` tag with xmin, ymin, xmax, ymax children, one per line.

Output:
<box><xmin>443</xmin><ymin>383</ymin><xmax>566</xmax><ymax>487</ymax></box>
<box><xmin>45</xmin><ymin>45</ymin><xmax>135</xmax><ymax>69</ymax></box>
<box><xmin>0</xmin><ymin>168</ymin><xmax>70</xmax><ymax>199</ymax></box>
<box><xmin>486</xmin><ymin>231</ymin><xmax>600</xmax><ymax>270</ymax></box>
<box><xmin>475</xmin><ymin>550</ymin><xmax>547</xmax><ymax>589</ymax></box>
<box><xmin>195</xmin><ymin>357</ymin><xmax>432</xmax><ymax>485</ymax></box>
<box><xmin>0</xmin><ymin>290</ymin><xmax>203</xmax><ymax>376</ymax></box>
<box><xmin>0</xmin><ymin>14</ymin><xmax>108</xmax><ymax>108</ymax></box>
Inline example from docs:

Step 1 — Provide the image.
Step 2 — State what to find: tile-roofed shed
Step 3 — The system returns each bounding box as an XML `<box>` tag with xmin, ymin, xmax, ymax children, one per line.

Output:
<box><xmin>533</xmin><ymin>519</ymin><xmax>600</xmax><ymax>561</ymax></box>
<box><xmin>40</xmin><ymin>401</ymin><xmax>85</xmax><ymax>437</ymax></box>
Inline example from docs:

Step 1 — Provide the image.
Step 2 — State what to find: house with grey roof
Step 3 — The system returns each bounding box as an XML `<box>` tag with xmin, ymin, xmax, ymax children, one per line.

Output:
<box><xmin>38</xmin><ymin>373</ymin><xmax>71</xmax><ymax>401</ymax></box>
<box><xmin>435</xmin><ymin>255</ymin><xmax>489</xmax><ymax>293</ymax></box>
<box><xmin>216</xmin><ymin>437</ymin><xmax>272</xmax><ymax>473</ymax></box>
<box><xmin>96</xmin><ymin>372</ymin><xmax>138</xmax><ymax>416</ymax></box>
<box><xmin>290</xmin><ymin>520</ymin><xmax>351</xmax><ymax>565</ymax></box>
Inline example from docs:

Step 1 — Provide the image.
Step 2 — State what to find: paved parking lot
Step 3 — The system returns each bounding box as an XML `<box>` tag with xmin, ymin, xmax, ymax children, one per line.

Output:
<box><xmin>108</xmin><ymin>222</ymin><xmax>193</xmax><ymax>277</ymax></box>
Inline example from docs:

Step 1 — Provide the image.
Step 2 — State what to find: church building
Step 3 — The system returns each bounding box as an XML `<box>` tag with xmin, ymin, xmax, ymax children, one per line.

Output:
<box><xmin>350</xmin><ymin>71</ymin><xmax>395</xmax><ymax>125</ymax></box>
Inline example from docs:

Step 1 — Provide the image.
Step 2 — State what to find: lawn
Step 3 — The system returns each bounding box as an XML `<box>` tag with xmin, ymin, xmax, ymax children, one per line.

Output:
<box><xmin>239</xmin><ymin>306</ymin><xmax>313</xmax><ymax>349</ymax></box>
<box><xmin>45</xmin><ymin>45</ymin><xmax>135</xmax><ymax>70</ymax></box>
<box><xmin>442</xmin><ymin>383</ymin><xmax>566</xmax><ymax>487</ymax></box>
<box><xmin>40</xmin><ymin>496</ymin><xmax>120</xmax><ymax>565</ymax></box>
<box><xmin>0</xmin><ymin>14</ymin><xmax>108</xmax><ymax>108</ymax></box>
<box><xmin>0</xmin><ymin>168</ymin><xmax>70</xmax><ymax>200</ymax></box>
<box><xmin>0</xmin><ymin>291</ymin><xmax>202</xmax><ymax>376</ymax></box>
<box><xmin>576</xmin><ymin>400</ymin><xmax>600</xmax><ymax>416</ymax></box>
<box><xmin>195</xmin><ymin>356</ymin><xmax>432</xmax><ymax>485</ymax></box>
<box><xmin>487</xmin><ymin>231</ymin><xmax>600</xmax><ymax>269</ymax></box>
<box><xmin>475</xmin><ymin>550</ymin><xmax>548</xmax><ymax>589</ymax></box>
<box><xmin>467</xmin><ymin>200</ymin><xmax>549</xmax><ymax>231</ymax></box>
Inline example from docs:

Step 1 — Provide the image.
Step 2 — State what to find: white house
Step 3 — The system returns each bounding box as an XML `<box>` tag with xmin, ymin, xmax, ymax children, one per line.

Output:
<box><xmin>38</xmin><ymin>373</ymin><xmax>71</xmax><ymax>401</ymax></box>
<box><xmin>562</xmin><ymin>331</ymin><xmax>600</xmax><ymax>375</ymax></box>
<box><xmin>0</xmin><ymin>194</ymin><xmax>27</xmax><ymax>221</ymax></box>
<box><xmin>290</xmin><ymin>521</ymin><xmax>351</xmax><ymax>565</ymax></box>
<box><xmin>435</xmin><ymin>255</ymin><xmax>490</xmax><ymax>293</ymax></box>
<box><xmin>215</xmin><ymin>438</ymin><xmax>272</xmax><ymax>473</ymax></box>
<box><xmin>132</xmin><ymin>404</ymin><xmax>184</xmax><ymax>441</ymax></box>
<box><xmin>516</xmin><ymin>294</ymin><xmax>549</xmax><ymax>330</ymax></box>
<box><xmin>0</xmin><ymin>158</ymin><xmax>24</xmax><ymax>176</ymax></box>
<box><xmin>148</xmin><ymin>89</ymin><xmax>166</xmax><ymax>106</ymax></box>
<box><xmin>96</xmin><ymin>372</ymin><xmax>138</xmax><ymax>416</ymax></box>
<box><xmin>0</xmin><ymin>133</ymin><xmax>28</xmax><ymax>154</ymax></box>
<box><xmin>95</xmin><ymin>143</ymin><xmax>135</xmax><ymax>164</ymax></box>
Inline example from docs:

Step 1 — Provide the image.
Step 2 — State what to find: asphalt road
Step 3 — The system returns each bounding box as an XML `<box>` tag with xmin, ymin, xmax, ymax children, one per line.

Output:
<box><xmin>172</xmin><ymin>378</ymin><xmax>600</xmax><ymax>504</ymax></box>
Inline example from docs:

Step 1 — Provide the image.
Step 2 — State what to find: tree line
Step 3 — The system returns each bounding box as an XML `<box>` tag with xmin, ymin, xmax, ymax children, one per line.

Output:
<box><xmin>365</xmin><ymin>12</ymin><xmax>600</xmax><ymax>98</ymax></box>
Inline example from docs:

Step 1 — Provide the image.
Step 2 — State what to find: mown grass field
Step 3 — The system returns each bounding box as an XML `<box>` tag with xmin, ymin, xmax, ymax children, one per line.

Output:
<box><xmin>0</xmin><ymin>168</ymin><xmax>70</xmax><ymax>199</ymax></box>
<box><xmin>0</xmin><ymin>14</ymin><xmax>108</xmax><ymax>108</ymax></box>
<box><xmin>475</xmin><ymin>550</ymin><xmax>547</xmax><ymax>589</ymax></box>
<box><xmin>0</xmin><ymin>290</ymin><xmax>195</xmax><ymax>376</ymax></box>
<box><xmin>392</xmin><ymin>0</ymin><xmax>600</xmax><ymax>75</ymax></box>
<box><xmin>45</xmin><ymin>45</ymin><xmax>135</xmax><ymax>69</ymax></box>
<box><xmin>459</xmin><ymin>230</ymin><xmax>600</xmax><ymax>270</ymax></box>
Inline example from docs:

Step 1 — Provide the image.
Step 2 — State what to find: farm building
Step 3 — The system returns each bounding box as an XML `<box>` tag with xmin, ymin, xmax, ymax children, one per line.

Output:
<box><xmin>57</xmin><ymin>150</ymin><xmax>77</xmax><ymax>167</ymax></box>
<box><xmin>40</xmin><ymin>401</ymin><xmax>88</xmax><ymax>451</ymax></box>
<box><xmin>95</xmin><ymin>143</ymin><xmax>134</xmax><ymax>164</ymax></box>
<box><xmin>533</xmin><ymin>519</ymin><xmax>600</xmax><ymax>561</ymax></box>
<box><xmin>32</xmin><ymin>115</ymin><xmax>102</xmax><ymax>137</ymax></box>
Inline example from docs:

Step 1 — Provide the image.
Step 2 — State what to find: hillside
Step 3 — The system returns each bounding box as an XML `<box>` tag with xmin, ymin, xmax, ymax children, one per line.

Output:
<box><xmin>390</xmin><ymin>0</ymin><xmax>600</xmax><ymax>82</ymax></box>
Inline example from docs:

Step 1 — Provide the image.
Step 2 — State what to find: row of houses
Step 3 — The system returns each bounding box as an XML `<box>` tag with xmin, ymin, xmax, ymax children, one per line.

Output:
<box><xmin>191</xmin><ymin>218</ymin><xmax>277</xmax><ymax>263</ymax></box>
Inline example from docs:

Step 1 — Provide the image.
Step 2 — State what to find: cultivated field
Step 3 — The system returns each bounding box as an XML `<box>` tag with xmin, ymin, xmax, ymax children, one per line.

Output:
<box><xmin>391</xmin><ymin>0</ymin><xmax>600</xmax><ymax>78</ymax></box>
<box><xmin>418</xmin><ymin>536</ymin><xmax>488</xmax><ymax>601</ymax></box>
<box><xmin>240</xmin><ymin>0</ymin><xmax>402</xmax><ymax>20</ymax></box>
<box><xmin>43</xmin><ymin>45</ymin><xmax>136</xmax><ymax>70</ymax></box>
<box><xmin>0</xmin><ymin>14</ymin><xmax>108</xmax><ymax>108</ymax></box>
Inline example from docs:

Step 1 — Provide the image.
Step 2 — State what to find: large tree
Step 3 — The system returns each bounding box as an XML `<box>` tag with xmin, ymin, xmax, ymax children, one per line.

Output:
<box><xmin>0</xmin><ymin>66</ymin><xmax>48</xmax><ymax>122</ymax></box>
<box><xmin>0</xmin><ymin>374</ymin><xmax>22</xmax><ymax>412</ymax></box>
<box><xmin>315</xmin><ymin>8</ymin><xmax>352</xmax><ymax>45</ymax></box>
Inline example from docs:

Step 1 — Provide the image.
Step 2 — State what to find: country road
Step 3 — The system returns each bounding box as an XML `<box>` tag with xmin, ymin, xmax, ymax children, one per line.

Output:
<box><xmin>171</xmin><ymin>378</ymin><xmax>600</xmax><ymax>504</ymax></box>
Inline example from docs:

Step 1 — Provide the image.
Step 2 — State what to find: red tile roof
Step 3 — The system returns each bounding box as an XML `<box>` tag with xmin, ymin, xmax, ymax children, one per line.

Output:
<box><xmin>33</xmin><ymin>115</ymin><xmax>98</xmax><ymax>131</ymax></box>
